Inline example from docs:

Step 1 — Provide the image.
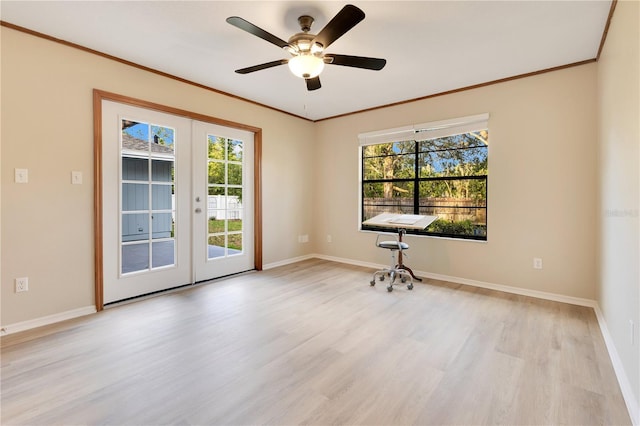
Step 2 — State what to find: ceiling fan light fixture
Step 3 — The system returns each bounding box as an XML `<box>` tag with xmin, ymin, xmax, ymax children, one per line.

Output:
<box><xmin>297</xmin><ymin>39</ymin><xmax>312</xmax><ymax>51</ymax></box>
<box><xmin>311</xmin><ymin>42</ymin><xmax>324</xmax><ymax>54</ymax></box>
<box><xmin>288</xmin><ymin>54</ymin><xmax>325</xmax><ymax>79</ymax></box>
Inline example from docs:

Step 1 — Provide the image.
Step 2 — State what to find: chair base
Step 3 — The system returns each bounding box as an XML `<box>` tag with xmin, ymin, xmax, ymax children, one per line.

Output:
<box><xmin>370</xmin><ymin>267</ymin><xmax>414</xmax><ymax>292</ymax></box>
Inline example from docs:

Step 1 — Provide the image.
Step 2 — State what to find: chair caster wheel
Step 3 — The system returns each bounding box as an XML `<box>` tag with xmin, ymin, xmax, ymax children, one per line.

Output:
<box><xmin>379</xmin><ymin>275</ymin><xmax>385</xmax><ymax>282</ymax></box>
<box><xmin>370</xmin><ymin>280</ymin><xmax>375</xmax><ymax>287</ymax></box>
<box><xmin>387</xmin><ymin>286</ymin><xmax>393</xmax><ymax>292</ymax></box>
<box><xmin>407</xmin><ymin>283</ymin><xmax>414</xmax><ymax>290</ymax></box>
<box><xmin>401</xmin><ymin>277</ymin><xmax>406</xmax><ymax>283</ymax></box>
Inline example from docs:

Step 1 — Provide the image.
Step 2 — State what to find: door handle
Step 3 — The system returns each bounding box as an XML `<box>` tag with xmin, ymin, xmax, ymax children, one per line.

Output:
<box><xmin>195</xmin><ymin>196</ymin><xmax>201</xmax><ymax>202</ymax></box>
<box><xmin>195</xmin><ymin>208</ymin><xmax>202</xmax><ymax>213</ymax></box>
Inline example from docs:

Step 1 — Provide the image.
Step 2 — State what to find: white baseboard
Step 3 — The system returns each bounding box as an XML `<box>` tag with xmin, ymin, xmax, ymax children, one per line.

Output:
<box><xmin>594</xmin><ymin>305</ymin><xmax>640</xmax><ymax>425</ymax></box>
<box><xmin>315</xmin><ymin>253</ymin><xmax>595</xmax><ymax>307</ymax></box>
<box><xmin>263</xmin><ymin>254</ymin><xmax>317</xmax><ymax>270</ymax></box>
<box><xmin>314</xmin><ymin>253</ymin><xmax>382</xmax><ymax>270</ymax></box>
<box><xmin>0</xmin><ymin>306</ymin><xmax>96</xmax><ymax>336</ymax></box>
<box><xmin>420</xmin><ymin>270</ymin><xmax>597</xmax><ymax>307</ymax></box>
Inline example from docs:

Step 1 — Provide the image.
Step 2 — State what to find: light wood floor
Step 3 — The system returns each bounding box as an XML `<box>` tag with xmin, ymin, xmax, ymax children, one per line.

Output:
<box><xmin>1</xmin><ymin>259</ymin><xmax>631</xmax><ymax>425</ymax></box>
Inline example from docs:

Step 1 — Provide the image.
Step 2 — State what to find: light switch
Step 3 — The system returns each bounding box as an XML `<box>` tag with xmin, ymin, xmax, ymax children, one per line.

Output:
<box><xmin>71</xmin><ymin>171</ymin><xmax>83</xmax><ymax>185</ymax></box>
<box><xmin>15</xmin><ymin>168</ymin><xmax>28</xmax><ymax>183</ymax></box>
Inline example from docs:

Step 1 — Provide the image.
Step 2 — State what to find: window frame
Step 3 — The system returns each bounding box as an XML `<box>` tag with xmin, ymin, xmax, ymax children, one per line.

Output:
<box><xmin>358</xmin><ymin>114</ymin><xmax>489</xmax><ymax>241</ymax></box>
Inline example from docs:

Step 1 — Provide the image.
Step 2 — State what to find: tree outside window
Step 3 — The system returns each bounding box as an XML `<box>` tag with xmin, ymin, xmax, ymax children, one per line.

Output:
<box><xmin>361</xmin><ymin>129</ymin><xmax>488</xmax><ymax>240</ymax></box>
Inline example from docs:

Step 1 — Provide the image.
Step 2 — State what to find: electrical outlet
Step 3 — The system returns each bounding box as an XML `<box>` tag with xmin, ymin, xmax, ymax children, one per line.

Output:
<box><xmin>533</xmin><ymin>258</ymin><xmax>543</xmax><ymax>269</ymax></box>
<box><xmin>15</xmin><ymin>277</ymin><xmax>29</xmax><ymax>293</ymax></box>
<box><xmin>14</xmin><ymin>168</ymin><xmax>28</xmax><ymax>183</ymax></box>
<box><xmin>327</xmin><ymin>234</ymin><xmax>332</xmax><ymax>243</ymax></box>
<box><xmin>630</xmin><ymin>320</ymin><xmax>635</xmax><ymax>346</ymax></box>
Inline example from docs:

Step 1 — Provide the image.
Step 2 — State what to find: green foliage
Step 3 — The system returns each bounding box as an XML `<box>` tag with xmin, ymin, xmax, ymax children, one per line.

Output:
<box><xmin>227</xmin><ymin>234</ymin><xmax>242</xmax><ymax>251</ymax></box>
<box><xmin>361</xmin><ymin>131</ymin><xmax>489</xmax><ymax>239</ymax></box>
<box><xmin>417</xmin><ymin>133</ymin><xmax>488</xmax><ymax>182</ymax></box>
<box><xmin>208</xmin><ymin>218</ymin><xmax>242</xmax><ymax>233</ymax></box>
<box><xmin>427</xmin><ymin>219</ymin><xmax>486</xmax><ymax>237</ymax></box>
<box><xmin>362</xmin><ymin>130</ymin><xmax>489</xmax><ymax>213</ymax></box>
<box><xmin>208</xmin><ymin>136</ymin><xmax>243</xmax><ymax>201</ymax></box>
<box><xmin>208</xmin><ymin>219</ymin><xmax>243</xmax><ymax>250</ymax></box>
<box><xmin>362</xmin><ymin>132</ymin><xmax>488</xmax><ymax>200</ymax></box>
<box><xmin>419</xmin><ymin>179</ymin><xmax>486</xmax><ymax>203</ymax></box>
<box><xmin>363</xmin><ymin>141</ymin><xmax>415</xmax><ymax>180</ymax></box>
<box><xmin>208</xmin><ymin>136</ymin><xmax>243</xmax><ymax>162</ymax></box>
<box><xmin>151</xmin><ymin>125</ymin><xmax>174</xmax><ymax>146</ymax></box>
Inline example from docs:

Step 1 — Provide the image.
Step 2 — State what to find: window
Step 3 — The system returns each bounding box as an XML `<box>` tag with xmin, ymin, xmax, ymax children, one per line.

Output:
<box><xmin>360</xmin><ymin>114</ymin><xmax>489</xmax><ymax>240</ymax></box>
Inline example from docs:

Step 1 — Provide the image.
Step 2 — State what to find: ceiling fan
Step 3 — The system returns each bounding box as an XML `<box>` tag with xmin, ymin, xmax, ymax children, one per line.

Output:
<box><xmin>226</xmin><ymin>4</ymin><xmax>386</xmax><ymax>91</ymax></box>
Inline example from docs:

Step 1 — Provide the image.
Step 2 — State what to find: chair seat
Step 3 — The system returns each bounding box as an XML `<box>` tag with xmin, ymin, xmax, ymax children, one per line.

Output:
<box><xmin>377</xmin><ymin>241</ymin><xmax>409</xmax><ymax>250</ymax></box>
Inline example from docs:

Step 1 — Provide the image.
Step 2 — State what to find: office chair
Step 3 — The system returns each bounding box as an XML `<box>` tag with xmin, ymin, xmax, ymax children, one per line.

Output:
<box><xmin>369</xmin><ymin>231</ymin><xmax>414</xmax><ymax>292</ymax></box>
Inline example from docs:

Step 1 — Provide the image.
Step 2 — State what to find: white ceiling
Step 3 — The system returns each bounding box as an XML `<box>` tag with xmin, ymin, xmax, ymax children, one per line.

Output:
<box><xmin>1</xmin><ymin>1</ymin><xmax>612</xmax><ymax>121</ymax></box>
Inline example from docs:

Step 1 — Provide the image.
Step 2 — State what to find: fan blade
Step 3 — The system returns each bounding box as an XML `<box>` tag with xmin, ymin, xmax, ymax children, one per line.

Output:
<box><xmin>235</xmin><ymin>59</ymin><xmax>288</xmax><ymax>74</ymax></box>
<box><xmin>312</xmin><ymin>4</ymin><xmax>365</xmax><ymax>49</ymax></box>
<box><xmin>325</xmin><ymin>54</ymin><xmax>386</xmax><ymax>70</ymax></box>
<box><xmin>226</xmin><ymin>16</ymin><xmax>289</xmax><ymax>49</ymax></box>
<box><xmin>306</xmin><ymin>76</ymin><xmax>321</xmax><ymax>91</ymax></box>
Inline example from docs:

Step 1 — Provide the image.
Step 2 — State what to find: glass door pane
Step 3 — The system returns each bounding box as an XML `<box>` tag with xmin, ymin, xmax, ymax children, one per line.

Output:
<box><xmin>120</xmin><ymin>119</ymin><xmax>176</xmax><ymax>274</ymax></box>
<box><xmin>207</xmin><ymin>135</ymin><xmax>244</xmax><ymax>259</ymax></box>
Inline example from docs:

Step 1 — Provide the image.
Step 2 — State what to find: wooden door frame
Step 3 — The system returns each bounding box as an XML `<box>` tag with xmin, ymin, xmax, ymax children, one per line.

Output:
<box><xmin>93</xmin><ymin>89</ymin><xmax>263</xmax><ymax>311</ymax></box>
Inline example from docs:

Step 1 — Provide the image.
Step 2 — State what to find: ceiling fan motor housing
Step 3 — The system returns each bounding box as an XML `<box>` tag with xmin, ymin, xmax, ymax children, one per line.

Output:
<box><xmin>287</xmin><ymin>15</ymin><xmax>324</xmax><ymax>55</ymax></box>
<box><xmin>287</xmin><ymin>32</ymin><xmax>317</xmax><ymax>53</ymax></box>
<box><xmin>298</xmin><ymin>15</ymin><xmax>314</xmax><ymax>32</ymax></box>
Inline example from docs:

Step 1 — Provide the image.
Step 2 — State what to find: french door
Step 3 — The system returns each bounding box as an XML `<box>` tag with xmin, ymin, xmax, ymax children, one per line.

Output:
<box><xmin>101</xmin><ymin>100</ymin><xmax>254</xmax><ymax>304</ymax></box>
<box><xmin>192</xmin><ymin>121</ymin><xmax>254</xmax><ymax>282</ymax></box>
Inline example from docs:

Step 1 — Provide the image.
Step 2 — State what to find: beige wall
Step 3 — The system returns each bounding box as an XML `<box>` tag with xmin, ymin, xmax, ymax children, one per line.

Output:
<box><xmin>597</xmin><ymin>0</ymin><xmax>640</xmax><ymax>414</ymax></box>
<box><xmin>314</xmin><ymin>64</ymin><xmax>599</xmax><ymax>300</ymax></box>
<box><xmin>1</xmin><ymin>27</ymin><xmax>316</xmax><ymax>325</ymax></box>
<box><xmin>0</xmin><ymin>25</ymin><xmax>602</xmax><ymax>326</ymax></box>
